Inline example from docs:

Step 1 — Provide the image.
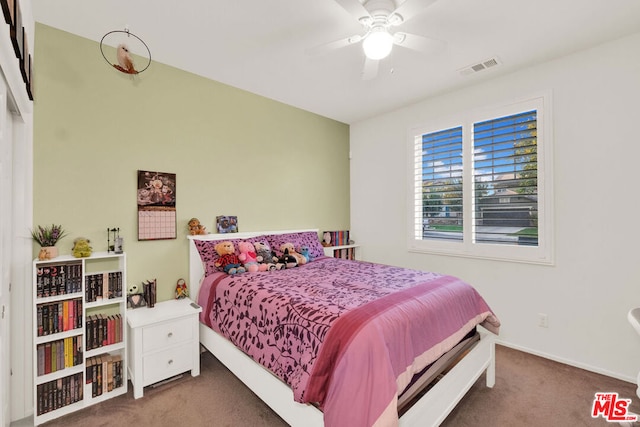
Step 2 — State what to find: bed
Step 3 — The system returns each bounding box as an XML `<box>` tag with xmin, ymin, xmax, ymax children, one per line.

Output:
<box><xmin>188</xmin><ymin>229</ymin><xmax>500</xmax><ymax>427</ymax></box>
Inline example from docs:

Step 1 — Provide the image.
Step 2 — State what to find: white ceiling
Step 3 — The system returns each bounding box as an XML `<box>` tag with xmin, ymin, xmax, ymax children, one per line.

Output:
<box><xmin>32</xmin><ymin>0</ymin><xmax>640</xmax><ymax>124</ymax></box>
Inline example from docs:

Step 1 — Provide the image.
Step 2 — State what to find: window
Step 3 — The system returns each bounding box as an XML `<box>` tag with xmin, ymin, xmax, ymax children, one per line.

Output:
<box><xmin>417</xmin><ymin>126</ymin><xmax>463</xmax><ymax>241</ymax></box>
<box><xmin>408</xmin><ymin>95</ymin><xmax>553</xmax><ymax>264</ymax></box>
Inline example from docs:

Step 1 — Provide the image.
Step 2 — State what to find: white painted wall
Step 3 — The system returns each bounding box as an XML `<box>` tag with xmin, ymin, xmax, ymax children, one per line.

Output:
<box><xmin>349</xmin><ymin>32</ymin><xmax>640</xmax><ymax>382</ymax></box>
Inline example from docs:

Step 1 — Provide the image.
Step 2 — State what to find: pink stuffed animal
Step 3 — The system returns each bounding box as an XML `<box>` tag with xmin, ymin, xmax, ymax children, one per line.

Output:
<box><xmin>238</xmin><ymin>241</ymin><xmax>267</xmax><ymax>272</ymax></box>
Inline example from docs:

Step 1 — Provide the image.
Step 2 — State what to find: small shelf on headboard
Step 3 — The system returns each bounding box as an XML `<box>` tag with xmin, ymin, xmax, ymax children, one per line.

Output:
<box><xmin>323</xmin><ymin>244</ymin><xmax>359</xmax><ymax>260</ymax></box>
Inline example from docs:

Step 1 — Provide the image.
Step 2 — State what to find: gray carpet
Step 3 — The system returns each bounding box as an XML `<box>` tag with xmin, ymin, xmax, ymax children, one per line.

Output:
<box><xmin>39</xmin><ymin>345</ymin><xmax>639</xmax><ymax>427</ymax></box>
<box><xmin>442</xmin><ymin>346</ymin><xmax>640</xmax><ymax>426</ymax></box>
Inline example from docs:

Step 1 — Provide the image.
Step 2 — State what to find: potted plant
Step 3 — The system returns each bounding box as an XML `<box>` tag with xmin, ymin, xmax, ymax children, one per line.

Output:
<box><xmin>31</xmin><ymin>224</ymin><xmax>68</xmax><ymax>259</ymax></box>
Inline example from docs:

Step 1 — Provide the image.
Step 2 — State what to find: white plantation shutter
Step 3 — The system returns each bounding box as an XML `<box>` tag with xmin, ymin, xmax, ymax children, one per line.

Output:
<box><xmin>472</xmin><ymin>110</ymin><xmax>538</xmax><ymax>246</ymax></box>
<box><xmin>409</xmin><ymin>94</ymin><xmax>552</xmax><ymax>264</ymax></box>
<box><xmin>414</xmin><ymin>126</ymin><xmax>463</xmax><ymax>241</ymax></box>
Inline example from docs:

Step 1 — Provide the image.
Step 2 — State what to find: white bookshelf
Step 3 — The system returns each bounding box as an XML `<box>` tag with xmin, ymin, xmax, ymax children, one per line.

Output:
<box><xmin>32</xmin><ymin>252</ymin><xmax>128</xmax><ymax>425</ymax></box>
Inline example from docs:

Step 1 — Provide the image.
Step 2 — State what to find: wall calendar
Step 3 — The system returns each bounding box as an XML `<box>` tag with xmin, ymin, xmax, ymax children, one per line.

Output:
<box><xmin>137</xmin><ymin>170</ymin><xmax>176</xmax><ymax>240</ymax></box>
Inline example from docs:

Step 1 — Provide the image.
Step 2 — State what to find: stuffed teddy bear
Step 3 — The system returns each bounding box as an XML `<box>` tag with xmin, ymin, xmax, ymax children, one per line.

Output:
<box><xmin>72</xmin><ymin>237</ymin><xmax>92</xmax><ymax>258</ymax></box>
<box><xmin>214</xmin><ymin>241</ymin><xmax>246</xmax><ymax>275</ymax></box>
<box><xmin>237</xmin><ymin>241</ymin><xmax>267</xmax><ymax>273</ymax></box>
<box><xmin>188</xmin><ymin>218</ymin><xmax>207</xmax><ymax>235</ymax></box>
<box><xmin>280</xmin><ymin>243</ymin><xmax>307</xmax><ymax>265</ymax></box>
<box><xmin>254</xmin><ymin>241</ymin><xmax>279</xmax><ymax>271</ymax></box>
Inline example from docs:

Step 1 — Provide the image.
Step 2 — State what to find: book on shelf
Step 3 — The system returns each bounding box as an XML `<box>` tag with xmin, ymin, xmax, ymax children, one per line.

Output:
<box><xmin>85</xmin><ymin>313</ymin><xmax>123</xmax><ymax>351</ymax></box>
<box><xmin>37</xmin><ymin>298</ymin><xmax>83</xmax><ymax>337</ymax></box>
<box><xmin>322</xmin><ymin>230</ymin><xmax>351</xmax><ymax>247</ymax></box>
<box><xmin>143</xmin><ymin>279</ymin><xmax>156</xmax><ymax>308</ymax></box>
<box><xmin>96</xmin><ymin>356</ymin><xmax>102</xmax><ymax>396</ymax></box>
<box><xmin>85</xmin><ymin>353</ymin><xmax>123</xmax><ymax>397</ymax></box>
<box><xmin>97</xmin><ymin>314</ymin><xmax>104</xmax><ymax>348</ymax></box>
<box><xmin>36</xmin><ymin>372</ymin><xmax>83</xmax><ymax>416</ymax></box>
<box><xmin>37</xmin><ymin>335</ymin><xmax>83</xmax><ymax>376</ymax></box>
<box><xmin>36</xmin><ymin>262</ymin><xmax>83</xmax><ymax>298</ymax></box>
<box><xmin>334</xmin><ymin>246</ymin><xmax>356</xmax><ymax>260</ymax></box>
<box><xmin>85</xmin><ymin>271</ymin><xmax>123</xmax><ymax>303</ymax></box>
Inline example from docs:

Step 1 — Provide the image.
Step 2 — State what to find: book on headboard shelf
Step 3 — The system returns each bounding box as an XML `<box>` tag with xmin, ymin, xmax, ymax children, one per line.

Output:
<box><xmin>321</xmin><ymin>230</ymin><xmax>350</xmax><ymax>247</ymax></box>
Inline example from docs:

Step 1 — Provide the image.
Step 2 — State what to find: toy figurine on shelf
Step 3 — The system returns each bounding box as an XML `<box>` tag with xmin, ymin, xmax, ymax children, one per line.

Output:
<box><xmin>175</xmin><ymin>278</ymin><xmax>188</xmax><ymax>299</ymax></box>
<box><xmin>188</xmin><ymin>218</ymin><xmax>207</xmax><ymax>235</ymax></box>
<box><xmin>72</xmin><ymin>237</ymin><xmax>92</xmax><ymax>258</ymax></box>
<box><xmin>127</xmin><ymin>284</ymin><xmax>146</xmax><ymax>309</ymax></box>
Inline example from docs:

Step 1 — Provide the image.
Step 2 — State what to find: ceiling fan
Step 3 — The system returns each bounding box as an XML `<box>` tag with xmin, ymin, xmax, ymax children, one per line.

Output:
<box><xmin>308</xmin><ymin>0</ymin><xmax>442</xmax><ymax>80</ymax></box>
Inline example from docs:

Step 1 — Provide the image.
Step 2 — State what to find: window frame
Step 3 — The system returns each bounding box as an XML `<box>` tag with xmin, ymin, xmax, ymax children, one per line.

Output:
<box><xmin>407</xmin><ymin>93</ymin><xmax>554</xmax><ymax>265</ymax></box>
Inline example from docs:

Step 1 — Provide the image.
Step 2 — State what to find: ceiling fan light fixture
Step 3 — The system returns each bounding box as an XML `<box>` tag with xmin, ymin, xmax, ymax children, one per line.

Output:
<box><xmin>362</xmin><ymin>26</ymin><xmax>393</xmax><ymax>60</ymax></box>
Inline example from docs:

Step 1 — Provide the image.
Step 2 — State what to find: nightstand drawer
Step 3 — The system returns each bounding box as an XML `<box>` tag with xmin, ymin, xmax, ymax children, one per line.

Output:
<box><xmin>143</xmin><ymin>346</ymin><xmax>192</xmax><ymax>385</ymax></box>
<box><xmin>142</xmin><ymin>317</ymin><xmax>194</xmax><ymax>353</ymax></box>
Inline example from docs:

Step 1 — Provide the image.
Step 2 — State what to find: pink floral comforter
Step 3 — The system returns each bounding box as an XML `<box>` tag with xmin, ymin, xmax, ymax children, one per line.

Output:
<box><xmin>198</xmin><ymin>257</ymin><xmax>500</xmax><ymax>427</ymax></box>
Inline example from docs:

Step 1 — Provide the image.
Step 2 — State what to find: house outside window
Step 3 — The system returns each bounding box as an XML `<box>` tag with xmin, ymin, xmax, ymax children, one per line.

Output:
<box><xmin>408</xmin><ymin>94</ymin><xmax>553</xmax><ymax>264</ymax></box>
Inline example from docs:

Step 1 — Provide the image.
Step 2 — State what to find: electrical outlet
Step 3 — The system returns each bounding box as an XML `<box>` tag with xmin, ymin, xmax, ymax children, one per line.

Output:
<box><xmin>538</xmin><ymin>313</ymin><xmax>549</xmax><ymax>328</ymax></box>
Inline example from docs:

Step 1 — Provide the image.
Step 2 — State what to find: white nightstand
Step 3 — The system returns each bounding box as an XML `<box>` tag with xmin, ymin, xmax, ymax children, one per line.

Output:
<box><xmin>127</xmin><ymin>298</ymin><xmax>202</xmax><ymax>398</ymax></box>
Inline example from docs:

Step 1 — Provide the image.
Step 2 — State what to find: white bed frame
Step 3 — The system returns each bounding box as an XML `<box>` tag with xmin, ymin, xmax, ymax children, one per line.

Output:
<box><xmin>188</xmin><ymin>230</ymin><xmax>496</xmax><ymax>427</ymax></box>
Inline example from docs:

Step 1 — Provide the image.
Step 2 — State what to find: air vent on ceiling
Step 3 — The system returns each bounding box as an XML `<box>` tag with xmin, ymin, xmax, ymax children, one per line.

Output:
<box><xmin>458</xmin><ymin>57</ymin><xmax>501</xmax><ymax>76</ymax></box>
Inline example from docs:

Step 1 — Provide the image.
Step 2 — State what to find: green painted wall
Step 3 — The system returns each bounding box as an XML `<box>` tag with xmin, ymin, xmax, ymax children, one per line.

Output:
<box><xmin>33</xmin><ymin>24</ymin><xmax>350</xmax><ymax>301</ymax></box>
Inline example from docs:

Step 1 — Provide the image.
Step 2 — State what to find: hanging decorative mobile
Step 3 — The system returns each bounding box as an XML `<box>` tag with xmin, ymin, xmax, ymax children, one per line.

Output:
<box><xmin>100</xmin><ymin>28</ymin><xmax>151</xmax><ymax>75</ymax></box>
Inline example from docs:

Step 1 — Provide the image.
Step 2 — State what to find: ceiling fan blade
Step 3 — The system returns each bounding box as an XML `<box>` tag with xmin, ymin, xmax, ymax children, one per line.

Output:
<box><xmin>306</xmin><ymin>34</ymin><xmax>363</xmax><ymax>56</ymax></box>
<box><xmin>390</xmin><ymin>0</ymin><xmax>438</xmax><ymax>23</ymax></box>
<box><xmin>362</xmin><ymin>57</ymin><xmax>379</xmax><ymax>80</ymax></box>
<box><xmin>393</xmin><ymin>32</ymin><xmax>445</xmax><ymax>55</ymax></box>
<box><xmin>334</xmin><ymin>0</ymin><xmax>372</xmax><ymax>20</ymax></box>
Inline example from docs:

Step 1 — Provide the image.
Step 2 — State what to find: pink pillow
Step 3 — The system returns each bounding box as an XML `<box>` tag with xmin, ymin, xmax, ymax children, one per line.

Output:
<box><xmin>265</xmin><ymin>231</ymin><xmax>325</xmax><ymax>261</ymax></box>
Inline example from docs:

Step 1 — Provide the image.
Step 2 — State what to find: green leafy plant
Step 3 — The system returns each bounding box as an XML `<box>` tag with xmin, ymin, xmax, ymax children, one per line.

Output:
<box><xmin>31</xmin><ymin>224</ymin><xmax>68</xmax><ymax>247</ymax></box>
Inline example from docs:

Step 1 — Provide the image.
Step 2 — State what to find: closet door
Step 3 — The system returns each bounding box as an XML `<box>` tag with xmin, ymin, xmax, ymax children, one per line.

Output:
<box><xmin>0</xmin><ymin>73</ymin><xmax>11</xmax><ymax>427</ymax></box>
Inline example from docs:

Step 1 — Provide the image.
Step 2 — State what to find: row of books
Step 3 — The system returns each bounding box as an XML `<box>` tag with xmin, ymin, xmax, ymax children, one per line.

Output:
<box><xmin>332</xmin><ymin>247</ymin><xmax>356</xmax><ymax>260</ymax></box>
<box><xmin>143</xmin><ymin>279</ymin><xmax>157</xmax><ymax>308</ymax></box>
<box><xmin>36</xmin><ymin>262</ymin><xmax>82</xmax><ymax>298</ymax></box>
<box><xmin>35</xmin><ymin>264</ymin><xmax>125</xmax><ymax>302</ymax></box>
<box><xmin>85</xmin><ymin>271</ymin><xmax>124</xmax><ymax>303</ymax></box>
<box><xmin>86</xmin><ymin>353</ymin><xmax>124</xmax><ymax>397</ymax></box>
<box><xmin>37</xmin><ymin>298</ymin><xmax>83</xmax><ymax>337</ymax></box>
<box><xmin>85</xmin><ymin>313</ymin><xmax>123</xmax><ymax>351</ymax></box>
<box><xmin>36</xmin><ymin>372</ymin><xmax>83</xmax><ymax>416</ymax></box>
<box><xmin>36</xmin><ymin>335</ymin><xmax>83</xmax><ymax>377</ymax></box>
<box><xmin>323</xmin><ymin>230</ymin><xmax>351</xmax><ymax>246</ymax></box>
